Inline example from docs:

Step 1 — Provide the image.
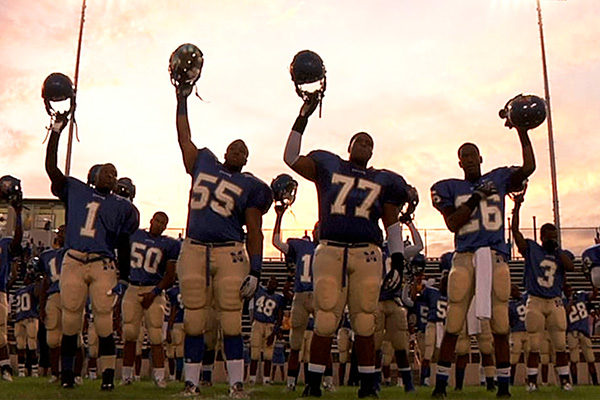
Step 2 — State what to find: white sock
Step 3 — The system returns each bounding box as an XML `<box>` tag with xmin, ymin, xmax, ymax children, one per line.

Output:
<box><xmin>227</xmin><ymin>359</ymin><xmax>244</xmax><ymax>386</ymax></box>
<box><xmin>287</xmin><ymin>376</ymin><xmax>296</xmax><ymax>387</ymax></box>
<box><xmin>122</xmin><ymin>366</ymin><xmax>133</xmax><ymax>380</ymax></box>
<box><xmin>184</xmin><ymin>363</ymin><xmax>201</xmax><ymax>386</ymax></box>
<box><xmin>154</xmin><ymin>368</ymin><xmax>165</xmax><ymax>381</ymax></box>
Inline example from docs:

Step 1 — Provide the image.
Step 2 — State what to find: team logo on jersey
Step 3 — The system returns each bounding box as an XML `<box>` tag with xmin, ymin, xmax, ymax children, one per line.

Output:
<box><xmin>364</xmin><ymin>251</ymin><xmax>378</xmax><ymax>263</ymax></box>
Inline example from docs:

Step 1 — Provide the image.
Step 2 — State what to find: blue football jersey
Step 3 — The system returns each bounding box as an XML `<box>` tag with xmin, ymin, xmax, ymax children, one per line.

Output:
<box><xmin>582</xmin><ymin>244</ymin><xmax>600</xmax><ymax>271</ymax></box>
<box><xmin>287</xmin><ymin>238</ymin><xmax>315</xmax><ymax>293</ymax></box>
<box><xmin>509</xmin><ymin>293</ymin><xmax>528</xmax><ymax>333</ymax></box>
<box><xmin>253</xmin><ymin>286</ymin><xmax>285</xmax><ymax>324</ymax></box>
<box><xmin>523</xmin><ymin>240</ymin><xmax>566</xmax><ymax>298</ymax></box>
<box><xmin>308</xmin><ymin>150</ymin><xmax>409</xmax><ymax>245</ymax></box>
<box><xmin>567</xmin><ymin>291</ymin><xmax>591</xmax><ymax>336</ymax></box>
<box><xmin>439</xmin><ymin>251</ymin><xmax>454</xmax><ymax>272</ymax></box>
<box><xmin>185</xmin><ymin>148</ymin><xmax>273</xmax><ymax>242</ymax></box>
<box><xmin>56</xmin><ymin>177</ymin><xmax>140</xmax><ymax>258</ymax></box>
<box><xmin>39</xmin><ymin>247</ymin><xmax>66</xmax><ymax>295</ymax></box>
<box><xmin>431</xmin><ymin>167</ymin><xmax>517</xmax><ymax>255</ymax></box>
<box><xmin>419</xmin><ymin>286</ymin><xmax>447</xmax><ymax>323</ymax></box>
<box><xmin>414</xmin><ymin>301</ymin><xmax>429</xmax><ymax>333</ymax></box>
<box><xmin>129</xmin><ymin>229</ymin><xmax>181</xmax><ymax>286</ymax></box>
<box><xmin>166</xmin><ymin>286</ymin><xmax>184</xmax><ymax>324</ymax></box>
<box><xmin>13</xmin><ymin>284</ymin><xmax>39</xmax><ymax>321</ymax></box>
<box><xmin>0</xmin><ymin>237</ymin><xmax>15</xmax><ymax>292</ymax></box>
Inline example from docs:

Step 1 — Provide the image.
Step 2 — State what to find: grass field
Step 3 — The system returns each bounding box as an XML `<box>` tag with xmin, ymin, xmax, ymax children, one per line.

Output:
<box><xmin>0</xmin><ymin>379</ymin><xmax>598</xmax><ymax>400</ymax></box>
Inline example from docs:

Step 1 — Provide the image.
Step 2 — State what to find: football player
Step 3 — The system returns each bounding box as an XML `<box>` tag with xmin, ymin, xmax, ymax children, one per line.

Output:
<box><xmin>13</xmin><ymin>266</ymin><xmax>42</xmax><ymax>377</ymax></box>
<box><xmin>120</xmin><ymin>211</ymin><xmax>179</xmax><ymax>388</ymax></box>
<box><xmin>175</xmin><ymin>82</ymin><xmax>273</xmax><ymax>397</ymax></box>
<box><xmin>508</xmin><ymin>284</ymin><xmax>529</xmax><ymax>385</ymax></box>
<box><xmin>165</xmin><ymin>284</ymin><xmax>185</xmax><ymax>382</ymax></box>
<box><xmin>284</xmin><ymin>91</ymin><xmax>413</xmax><ymax>398</ymax></box>
<box><xmin>411</xmin><ymin>271</ymin><xmax>448</xmax><ymax>387</ymax></box>
<box><xmin>430</xmin><ymin>124</ymin><xmax>536</xmax><ymax>397</ymax></box>
<box><xmin>272</xmin><ymin>204</ymin><xmax>319</xmax><ymax>391</ymax></box>
<box><xmin>374</xmin><ymin>214</ymin><xmax>423</xmax><ymax>393</ymax></box>
<box><xmin>512</xmin><ymin>192</ymin><xmax>574</xmax><ymax>391</ymax></box>
<box><xmin>0</xmin><ymin>191</ymin><xmax>23</xmax><ymax>381</ymax></box>
<box><xmin>45</xmin><ymin>114</ymin><xmax>140</xmax><ymax>390</ymax></box>
<box><xmin>249</xmin><ymin>276</ymin><xmax>285</xmax><ymax>385</ymax></box>
<box><xmin>38</xmin><ymin>224</ymin><xmax>66</xmax><ymax>383</ymax></box>
<box><xmin>564</xmin><ymin>283</ymin><xmax>599</xmax><ymax>386</ymax></box>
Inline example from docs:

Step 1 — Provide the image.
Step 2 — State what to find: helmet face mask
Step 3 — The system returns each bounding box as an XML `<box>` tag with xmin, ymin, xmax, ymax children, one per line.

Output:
<box><xmin>0</xmin><ymin>175</ymin><xmax>23</xmax><ymax>206</ymax></box>
<box><xmin>42</xmin><ymin>72</ymin><xmax>75</xmax><ymax>117</ymax></box>
<box><xmin>499</xmin><ymin>93</ymin><xmax>547</xmax><ymax>130</ymax></box>
<box><xmin>290</xmin><ymin>50</ymin><xmax>326</xmax><ymax>110</ymax></box>
<box><xmin>169</xmin><ymin>44</ymin><xmax>204</xmax><ymax>87</ymax></box>
<box><xmin>271</xmin><ymin>174</ymin><xmax>298</xmax><ymax>207</ymax></box>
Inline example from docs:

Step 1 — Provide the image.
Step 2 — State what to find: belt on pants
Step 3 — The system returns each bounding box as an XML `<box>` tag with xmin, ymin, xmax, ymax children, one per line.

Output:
<box><xmin>321</xmin><ymin>241</ymin><xmax>374</xmax><ymax>287</ymax></box>
<box><xmin>189</xmin><ymin>240</ymin><xmax>242</xmax><ymax>287</ymax></box>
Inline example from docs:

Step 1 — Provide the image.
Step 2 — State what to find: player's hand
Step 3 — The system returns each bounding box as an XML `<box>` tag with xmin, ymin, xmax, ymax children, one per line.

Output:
<box><xmin>176</xmin><ymin>83</ymin><xmax>193</xmax><ymax>99</ymax></box>
<box><xmin>139</xmin><ymin>291</ymin><xmax>157</xmax><ymax>310</ymax></box>
<box><xmin>107</xmin><ymin>280</ymin><xmax>128</xmax><ymax>297</ymax></box>
<box><xmin>299</xmin><ymin>91</ymin><xmax>320</xmax><ymax>118</ymax></box>
<box><xmin>51</xmin><ymin>112</ymin><xmax>70</xmax><ymax>133</ymax></box>
<box><xmin>473</xmin><ymin>180</ymin><xmax>498</xmax><ymax>199</ymax></box>
<box><xmin>382</xmin><ymin>252</ymin><xmax>405</xmax><ymax>293</ymax></box>
<box><xmin>240</xmin><ymin>271</ymin><xmax>259</xmax><ymax>299</ymax></box>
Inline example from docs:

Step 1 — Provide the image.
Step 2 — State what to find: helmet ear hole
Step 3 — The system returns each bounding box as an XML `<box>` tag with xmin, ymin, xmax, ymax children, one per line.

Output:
<box><xmin>169</xmin><ymin>43</ymin><xmax>204</xmax><ymax>87</ymax></box>
<box><xmin>270</xmin><ymin>174</ymin><xmax>298</xmax><ymax>207</ymax></box>
<box><xmin>499</xmin><ymin>93</ymin><xmax>547</xmax><ymax>130</ymax></box>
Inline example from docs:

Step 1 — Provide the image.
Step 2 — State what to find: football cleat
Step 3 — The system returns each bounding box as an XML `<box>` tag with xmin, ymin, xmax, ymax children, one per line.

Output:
<box><xmin>229</xmin><ymin>381</ymin><xmax>250</xmax><ymax>398</ymax></box>
<box><xmin>301</xmin><ymin>383</ymin><xmax>322</xmax><ymax>397</ymax></box>
<box><xmin>290</xmin><ymin>50</ymin><xmax>326</xmax><ymax>115</ymax></box>
<box><xmin>154</xmin><ymin>377</ymin><xmax>168</xmax><ymax>389</ymax></box>
<box><xmin>120</xmin><ymin>377</ymin><xmax>133</xmax><ymax>386</ymax></box>
<box><xmin>42</xmin><ymin>72</ymin><xmax>75</xmax><ymax>117</ymax></box>
<box><xmin>180</xmin><ymin>381</ymin><xmax>200</xmax><ymax>397</ymax></box>
<box><xmin>526</xmin><ymin>382</ymin><xmax>538</xmax><ymax>392</ymax></box>
<box><xmin>499</xmin><ymin>93</ymin><xmax>546</xmax><ymax>130</ymax></box>
<box><xmin>0</xmin><ymin>175</ymin><xmax>23</xmax><ymax>205</ymax></box>
<box><xmin>114</xmin><ymin>177</ymin><xmax>136</xmax><ymax>201</ymax></box>
<box><xmin>271</xmin><ymin>173</ymin><xmax>298</xmax><ymax>207</ymax></box>
<box><xmin>169</xmin><ymin>44</ymin><xmax>204</xmax><ymax>87</ymax></box>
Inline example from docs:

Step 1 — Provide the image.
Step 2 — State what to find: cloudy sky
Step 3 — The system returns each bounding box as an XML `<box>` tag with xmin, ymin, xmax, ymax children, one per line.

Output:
<box><xmin>1</xmin><ymin>0</ymin><xmax>599</xmax><ymax>257</ymax></box>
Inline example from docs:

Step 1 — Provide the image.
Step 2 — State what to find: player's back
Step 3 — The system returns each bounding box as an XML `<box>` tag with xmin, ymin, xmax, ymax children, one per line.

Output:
<box><xmin>523</xmin><ymin>239</ymin><xmax>565</xmax><ymax>299</ymax></box>
<box><xmin>287</xmin><ymin>238</ymin><xmax>315</xmax><ymax>293</ymax></box>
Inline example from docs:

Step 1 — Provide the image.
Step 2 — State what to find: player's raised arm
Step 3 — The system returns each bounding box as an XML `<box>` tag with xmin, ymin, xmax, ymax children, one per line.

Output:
<box><xmin>283</xmin><ymin>92</ymin><xmax>319</xmax><ymax>181</ymax></box>
<box><xmin>510</xmin><ymin>193</ymin><xmax>528</xmax><ymax>256</ymax></box>
<box><xmin>509</xmin><ymin>127</ymin><xmax>536</xmax><ymax>190</ymax></box>
<box><xmin>272</xmin><ymin>205</ymin><xmax>290</xmax><ymax>254</ymax></box>
<box><xmin>175</xmin><ymin>84</ymin><xmax>198</xmax><ymax>175</ymax></box>
<box><xmin>44</xmin><ymin>113</ymin><xmax>69</xmax><ymax>195</ymax></box>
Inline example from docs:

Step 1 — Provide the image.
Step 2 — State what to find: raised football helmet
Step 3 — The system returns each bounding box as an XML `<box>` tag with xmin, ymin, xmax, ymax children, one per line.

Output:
<box><xmin>271</xmin><ymin>173</ymin><xmax>298</xmax><ymax>207</ymax></box>
<box><xmin>87</xmin><ymin>164</ymin><xmax>103</xmax><ymax>187</ymax></box>
<box><xmin>0</xmin><ymin>175</ymin><xmax>23</xmax><ymax>205</ymax></box>
<box><xmin>169</xmin><ymin>43</ymin><xmax>204</xmax><ymax>87</ymax></box>
<box><xmin>42</xmin><ymin>72</ymin><xmax>75</xmax><ymax>117</ymax></box>
<box><xmin>114</xmin><ymin>177</ymin><xmax>136</xmax><ymax>201</ymax></box>
<box><xmin>290</xmin><ymin>50</ymin><xmax>326</xmax><ymax>116</ymax></box>
<box><xmin>499</xmin><ymin>94</ymin><xmax>546</xmax><ymax>130</ymax></box>
<box><xmin>399</xmin><ymin>185</ymin><xmax>419</xmax><ymax>223</ymax></box>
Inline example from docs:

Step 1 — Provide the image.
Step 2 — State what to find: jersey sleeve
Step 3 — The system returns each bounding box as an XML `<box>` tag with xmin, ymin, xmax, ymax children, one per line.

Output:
<box><xmin>430</xmin><ymin>179</ymin><xmax>455</xmax><ymax>212</ymax></box>
<box><xmin>121</xmin><ymin>202</ymin><xmax>141</xmax><ymax>236</ymax></box>
<box><xmin>381</xmin><ymin>170</ymin><xmax>408</xmax><ymax>206</ymax></box>
<box><xmin>246</xmin><ymin>178</ymin><xmax>273</xmax><ymax>215</ymax></box>
<box><xmin>166</xmin><ymin>238</ymin><xmax>182</xmax><ymax>262</ymax></box>
<box><xmin>490</xmin><ymin>166</ymin><xmax>519</xmax><ymax>194</ymax></box>
<box><xmin>286</xmin><ymin>239</ymin><xmax>299</xmax><ymax>262</ymax></box>
<box><xmin>307</xmin><ymin>150</ymin><xmax>339</xmax><ymax>183</ymax></box>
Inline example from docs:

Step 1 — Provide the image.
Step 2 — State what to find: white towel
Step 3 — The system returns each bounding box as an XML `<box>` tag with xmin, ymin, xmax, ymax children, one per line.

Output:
<box><xmin>435</xmin><ymin>322</ymin><xmax>444</xmax><ymax>349</ymax></box>
<box><xmin>467</xmin><ymin>295</ymin><xmax>481</xmax><ymax>335</ymax></box>
<box><xmin>474</xmin><ymin>247</ymin><xmax>493</xmax><ymax>320</ymax></box>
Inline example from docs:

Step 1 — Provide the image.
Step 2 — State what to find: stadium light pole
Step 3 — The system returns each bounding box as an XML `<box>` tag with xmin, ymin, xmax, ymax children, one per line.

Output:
<box><xmin>535</xmin><ymin>0</ymin><xmax>562</xmax><ymax>243</ymax></box>
<box><xmin>65</xmin><ymin>0</ymin><xmax>87</xmax><ymax>176</ymax></box>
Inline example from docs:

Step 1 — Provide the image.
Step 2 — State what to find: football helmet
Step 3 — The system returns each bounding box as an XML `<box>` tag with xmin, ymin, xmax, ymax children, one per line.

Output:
<box><xmin>114</xmin><ymin>177</ymin><xmax>136</xmax><ymax>201</ymax></box>
<box><xmin>406</xmin><ymin>253</ymin><xmax>426</xmax><ymax>280</ymax></box>
<box><xmin>499</xmin><ymin>94</ymin><xmax>546</xmax><ymax>130</ymax></box>
<box><xmin>0</xmin><ymin>175</ymin><xmax>23</xmax><ymax>205</ymax></box>
<box><xmin>169</xmin><ymin>43</ymin><xmax>204</xmax><ymax>87</ymax></box>
<box><xmin>399</xmin><ymin>185</ymin><xmax>419</xmax><ymax>223</ymax></box>
<box><xmin>87</xmin><ymin>164</ymin><xmax>103</xmax><ymax>187</ymax></box>
<box><xmin>290</xmin><ymin>50</ymin><xmax>326</xmax><ymax>115</ymax></box>
<box><xmin>271</xmin><ymin>173</ymin><xmax>298</xmax><ymax>207</ymax></box>
<box><xmin>42</xmin><ymin>72</ymin><xmax>75</xmax><ymax>116</ymax></box>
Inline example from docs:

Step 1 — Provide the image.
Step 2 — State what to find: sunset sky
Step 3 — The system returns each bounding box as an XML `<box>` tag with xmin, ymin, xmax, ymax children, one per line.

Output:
<box><xmin>1</xmin><ymin>0</ymin><xmax>599</xmax><ymax>258</ymax></box>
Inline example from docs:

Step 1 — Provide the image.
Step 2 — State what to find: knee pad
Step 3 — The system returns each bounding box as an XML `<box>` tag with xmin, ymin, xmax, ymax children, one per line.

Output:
<box><xmin>220</xmin><ymin>310</ymin><xmax>242</xmax><ymax>337</ymax></box>
<box><xmin>351</xmin><ymin>312</ymin><xmax>375</xmax><ymax>337</ymax></box>
<box><xmin>529</xmin><ymin>332</ymin><xmax>542</xmax><ymax>353</ymax></box>
<box><xmin>448</xmin><ymin>260</ymin><xmax>471</xmax><ymax>304</ymax></box>
<box><xmin>27</xmin><ymin>337</ymin><xmax>37</xmax><ymax>351</ymax></box>
<box><xmin>591</xmin><ymin>267</ymin><xmax>600</xmax><ymax>288</ymax></box>
<box><xmin>62</xmin><ymin>310</ymin><xmax>84</xmax><ymax>336</ymax></box>
<box><xmin>123</xmin><ymin>323</ymin><xmax>140</xmax><ymax>342</ymax></box>
<box><xmin>16</xmin><ymin>335</ymin><xmax>26</xmax><ymax>350</ymax></box>
<box><xmin>550</xmin><ymin>330</ymin><xmax>566</xmax><ymax>353</ymax></box>
<box><xmin>456</xmin><ymin>333</ymin><xmax>470</xmax><ymax>355</ymax></box>
<box><xmin>47</xmin><ymin>329</ymin><xmax>62</xmax><ymax>349</ymax></box>
<box><xmin>250</xmin><ymin>345</ymin><xmax>261</xmax><ymax>361</ymax></box>
<box><xmin>94</xmin><ymin>313</ymin><xmax>113</xmax><ymax>338</ymax></box>
<box><xmin>184</xmin><ymin>308</ymin><xmax>206</xmax><ymax>337</ymax></box>
<box><xmin>263</xmin><ymin>345</ymin><xmax>274</xmax><ymax>361</ymax></box>
<box><xmin>492</xmin><ymin>262</ymin><xmax>511</xmax><ymax>303</ymax></box>
<box><xmin>216</xmin><ymin>277</ymin><xmax>243</xmax><ymax>312</ymax></box>
<box><xmin>356</xmin><ymin>278</ymin><xmax>381</xmax><ymax>314</ymax></box>
<box><xmin>180</xmin><ymin>279</ymin><xmax>207</xmax><ymax>311</ymax></box>
<box><xmin>314</xmin><ymin>311</ymin><xmax>337</xmax><ymax>337</ymax></box>
<box><xmin>390</xmin><ymin>330</ymin><xmax>409</xmax><ymax>351</ymax></box>
<box><xmin>490</xmin><ymin>303</ymin><xmax>509</xmax><ymax>335</ymax></box>
<box><xmin>290</xmin><ymin>328</ymin><xmax>304</xmax><ymax>351</ymax></box>
<box><xmin>147</xmin><ymin>327</ymin><xmax>163</xmax><ymax>346</ymax></box>
<box><xmin>314</xmin><ymin>277</ymin><xmax>339</xmax><ymax>311</ymax></box>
